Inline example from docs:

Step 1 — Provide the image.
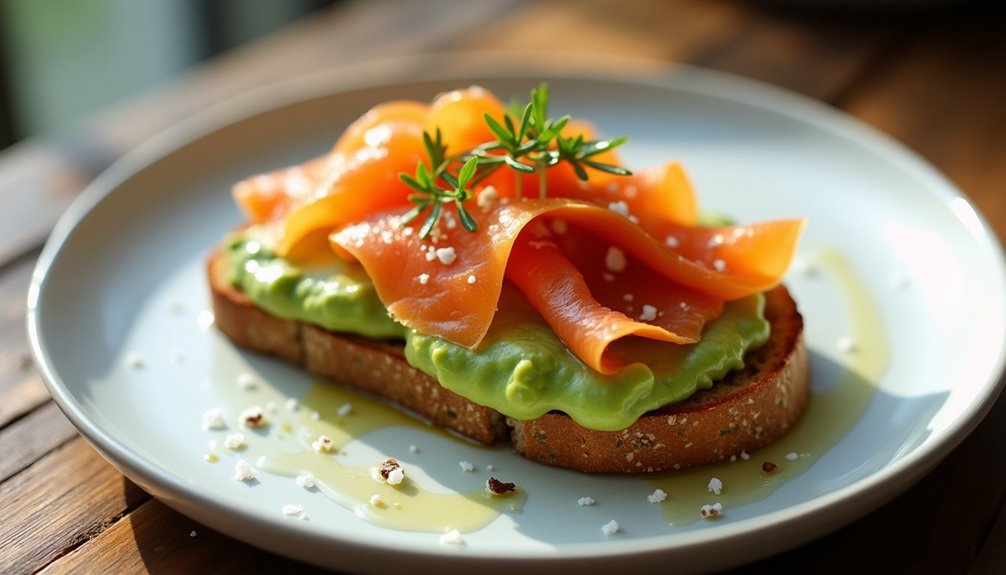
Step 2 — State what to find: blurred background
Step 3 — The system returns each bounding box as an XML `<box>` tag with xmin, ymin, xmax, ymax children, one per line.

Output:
<box><xmin>0</xmin><ymin>0</ymin><xmax>335</xmax><ymax>149</ymax></box>
<box><xmin>0</xmin><ymin>0</ymin><xmax>1002</xmax><ymax>152</ymax></box>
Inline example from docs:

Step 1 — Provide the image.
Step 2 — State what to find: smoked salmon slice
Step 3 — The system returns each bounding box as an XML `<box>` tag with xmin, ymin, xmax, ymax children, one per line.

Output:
<box><xmin>234</xmin><ymin>85</ymin><xmax>804</xmax><ymax>374</ymax></box>
<box><xmin>331</xmin><ymin>198</ymin><xmax>802</xmax><ymax>373</ymax></box>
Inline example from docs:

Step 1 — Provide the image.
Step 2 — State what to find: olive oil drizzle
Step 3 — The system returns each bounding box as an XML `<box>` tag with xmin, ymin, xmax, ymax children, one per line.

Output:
<box><xmin>207</xmin><ymin>372</ymin><xmax>524</xmax><ymax>534</ymax></box>
<box><xmin>205</xmin><ymin>248</ymin><xmax>883</xmax><ymax>533</ymax></box>
<box><xmin>648</xmin><ymin>248</ymin><xmax>889</xmax><ymax>525</ymax></box>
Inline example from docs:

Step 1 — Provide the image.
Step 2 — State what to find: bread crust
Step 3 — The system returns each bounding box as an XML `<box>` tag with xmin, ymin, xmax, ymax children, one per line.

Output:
<box><xmin>208</xmin><ymin>248</ymin><xmax>808</xmax><ymax>473</ymax></box>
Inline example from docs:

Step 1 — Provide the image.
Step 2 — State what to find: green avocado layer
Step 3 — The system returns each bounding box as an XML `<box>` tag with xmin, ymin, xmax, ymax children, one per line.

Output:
<box><xmin>224</xmin><ymin>228</ymin><xmax>769</xmax><ymax>430</ymax></box>
<box><xmin>224</xmin><ymin>229</ymin><xmax>405</xmax><ymax>339</ymax></box>
<box><xmin>405</xmin><ymin>287</ymin><xmax>767</xmax><ymax>431</ymax></box>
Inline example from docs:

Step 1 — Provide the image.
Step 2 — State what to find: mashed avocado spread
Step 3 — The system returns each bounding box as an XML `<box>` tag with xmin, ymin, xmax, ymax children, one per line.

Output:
<box><xmin>225</xmin><ymin>227</ymin><xmax>770</xmax><ymax>431</ymax></box>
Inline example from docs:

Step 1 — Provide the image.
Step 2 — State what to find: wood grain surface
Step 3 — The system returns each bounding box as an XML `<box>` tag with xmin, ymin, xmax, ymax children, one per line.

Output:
<box><xmin>2</xmin><ymin>0</ymin><xmax>1004</xmax><ymax>573</ymax></box>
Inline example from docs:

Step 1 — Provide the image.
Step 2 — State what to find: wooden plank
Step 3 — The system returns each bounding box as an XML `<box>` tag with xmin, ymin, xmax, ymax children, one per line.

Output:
<box><xmin>0</xmin><ymin>142</ymin><xmax>96</xmax><ymax>266</ymax></box>
<box><xmin>462</xmin><ymin>0</ymin><xmax>750</xmax><ymax>68</ymax></box>
<box><xmin>461</xmin><ymin>0</ymin><xmax>891</xmax><ymax>102</ymax></box>
<box><xmin>0</xmin><ymin>374</ymin><xmax>51</xmax><ymax>430</ymax></box>
<box><xmin>0</xmin><ymin>437</ymin><xmax>150</xmax><ymax>575</ymax></box>
<box><xmin>972</xmin><ymin>486</ymin><xmax>1006</xmax><ymax>575</ymax></box>
<box><xmin>690</xmin><ymin>7</ymin><xmax>892</xmax><ymax>102</ymax></box>
<box><xmin>0</xmin><ymin>249</ymin><xmax>54</xmax><ymax>428</ymax></box>
<box><xmin>0</xmin><ymin>251</ymin><xmax>36</xmax><ymax>397</ymax></box>
<box><xmin>840</xmin><ymin>18</ymin><xmax>1006</xmax><ymax>239</ymax></box>
<box><xmin>0</xmin><ymin>401</ymin><xmax>77</xmax><ymax>483</ymax></box>
<box><xmin>38</xmin><ymin>499</ymin><xmax>330</xmax><ymax>575</ymax></box>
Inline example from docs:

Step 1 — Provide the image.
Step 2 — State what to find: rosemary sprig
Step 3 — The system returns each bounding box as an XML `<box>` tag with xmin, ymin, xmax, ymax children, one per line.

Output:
<box><xmin>399</xmin><ymin>129</ymin><xmax>478</xmax><ymax>238</ymax></box>
<box><xmin>397</xmin><ymin>82</ymin><xmax>632</xmax><ymax>238</ymax></box>
<box><xmin>554</xmin><ymin>134</ymin><xmax>631</xmax><ymax>181</ymax></box>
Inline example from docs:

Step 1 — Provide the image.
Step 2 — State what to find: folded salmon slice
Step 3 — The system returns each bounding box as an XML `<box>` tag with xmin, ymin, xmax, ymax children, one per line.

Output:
<box><xmin>331</xmin><ymin>198</ymin><xmax>802</xmax><ymax>373</ymax></box>
<box><xmin>506</xmin><ymin>227</ymin><xmax>723</xmax><ymax>373</ymax></box>
<box><xmin>231</xmin><ymin>87</ymin><xmax>507</xmax><ymax>260</ymax></box>
<box><xmin>232</xmin><ymin>86</ymin><xmax>804</xmax><ymax>373</ymax></box>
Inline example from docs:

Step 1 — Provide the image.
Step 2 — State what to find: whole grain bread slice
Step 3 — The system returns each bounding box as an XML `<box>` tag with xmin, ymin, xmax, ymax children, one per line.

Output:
<box><xmin>208</xmin><ymin>248</ymin><xmax>808</xmax><ymax>473</ymax></box>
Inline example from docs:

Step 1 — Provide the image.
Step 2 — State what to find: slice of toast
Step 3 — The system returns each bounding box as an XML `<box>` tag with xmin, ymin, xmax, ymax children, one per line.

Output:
<box><xmin>208</xmin><ymin>248</ymin><xmax>808</xmax><ymax>473</ymax></box>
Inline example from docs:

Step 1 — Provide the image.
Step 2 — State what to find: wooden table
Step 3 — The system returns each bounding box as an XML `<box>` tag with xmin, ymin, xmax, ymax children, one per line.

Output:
<box><xmin>3</xmin><ymin>0</ymin><xmax>1004</xmax><ymax>572</ymax></box>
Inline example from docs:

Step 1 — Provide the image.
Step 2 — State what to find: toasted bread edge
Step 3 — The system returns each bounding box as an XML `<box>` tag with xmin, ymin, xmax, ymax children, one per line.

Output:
<box><xmin>207</xmin><ymin>248</ymin><xmax>809</xmax><ymax>473</ymax></box>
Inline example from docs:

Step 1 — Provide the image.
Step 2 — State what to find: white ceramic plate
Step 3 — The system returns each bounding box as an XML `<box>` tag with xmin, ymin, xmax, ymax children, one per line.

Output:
<box><xmin>28</xmin><ymin>59</ymin><xmax>1006</xmax><ymax>574</ymax></box>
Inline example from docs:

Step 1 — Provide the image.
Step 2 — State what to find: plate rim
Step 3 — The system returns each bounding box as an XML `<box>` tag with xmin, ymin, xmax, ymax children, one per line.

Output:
<box><xmin>25</xmin><ymin>53</ymin><xmax>1006</xmax><ymax>572</ymax></box>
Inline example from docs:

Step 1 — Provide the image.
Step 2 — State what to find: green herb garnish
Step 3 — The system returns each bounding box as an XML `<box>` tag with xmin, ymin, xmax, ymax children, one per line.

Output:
<box><xmin>399</xmin><ymin>129</ymin><xmax>479</xmax><ymax>238</ymax></box>
<box><xmin>399</xmin><ymin>82</ymin><xmax>632</xmax><ymax>239</ymax></box>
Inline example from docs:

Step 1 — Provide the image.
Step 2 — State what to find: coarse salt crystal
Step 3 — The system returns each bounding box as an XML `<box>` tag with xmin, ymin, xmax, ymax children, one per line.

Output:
<box><xmin>312</xmin><ymin>435</ymin><xmax>335</xmax><ymax>453</ymax></box>
<box><xmin>647</xmin><ymin>489</ymin><xmax>667</xmax><ymax>504</ymax></box>
<box><xmin>282</xmin><ymin>504</ymin><xmax>304</xmax><ymax>517</ymax></box>
<box><xmin>296</xmin><ymin>474</ymin><xmax>317</xmax><ymax>489</ymax></box>
<box><xmin>233</xmin><ymin>459</ymin><xmax>255</xmax><ymax>482</ymax></box>
<box><xmin>378</xmin><ymin>459</ymin><xmax>406</xmax><ymax>486</ymax></box>
<box><xmin>409</xmin><ymin>444</ymin><xmax>419</xmax><ymax>454</ymax></box>
<box><xmin>791</xmin><ymin>256</ymin><xmax>818</xmax><ymax>278</ymax></box>
<box><xmin>837</xmin><ymin>337</ymin><xmax>856</xmax><ymax>353</ymax></box>
<box><xmin>189</xmin><ymin>530</ymin><xmax>197</xmax><ymax>537</ymax></box>
<box><xmin>439</xmin><ymin>529</ymin><xmax>464</xmax><ymax>545</ymax></box>
<box><xmin>785</xmin><ymin>452</ymin><xmax>800</xmax><ymax>461</ymax></box>
<box><xmin>285</xmin><ymin>398</ymin><xmax>300</xmax><ymax>411</ymax></box>
<box><xmin>125</xmin><ymin>352</ymin><xmax>145</xmax><ymax>369</ymax></box>
<box><xmin>665</xmin><ymin>235</ymin><xmax>679</xmax><ymax>248</ymax></box>
<box><xmin>713</xmin><ymin>259</ymin><xmax>727</xmax><ymax>272</ymax></box>
<box><xmin>477</xmin><ymin>185</ymin><xmax>498</xmax><ymax>209</ymax></box>
<box><xmin>459</xmin><ymin>460</ymin><xmax>475</xmax><ymax>472</ymax></box>
<box><xmin>386</xmin><ymin>467</ymin><xmax>405</xmax><ymax>485</ymax></box>
<box><xmin>370</xmin><ymin>494</ymin><xmax>383</xmax><ymax>507</ymax></box>
<box><xmin>425</xmin><ymin>250</ymin><xmax>437</xmax><ymax>262</ymax></box>
<box><xmin>467</xmin><ymin>274</ymin><xmax>476</xmax><ymax>284</ymax></box>
<box><xmin>417</xmin><ymin>273</ymin><xmax>430</xmax><ymax>285</ymax></box>
<box><xmin>197</xmin><ymin>309</ymin><xmax>215</xmax><ymax>330</ymax></box>
<box><xmin>707</xmin><ymin>477</ymin><xmax>723</xmax><ymax>495</ymax></box>
<box><xmin>577</xmin><ymin>496</ymin><xmax>596</xmax><ymax>506</ymax></box>
<box><xmin>435</xmin><ymin>247</ymin><xmax>457</xmax><ymax>265</ymax></box>
<box><xmin>605</xmin><ymin>246</ymin><xmax>627</xmax><ymax>273</ymax></box>
<box><xmin>639</xmin><ymin>305</ymin><xmax>658</xmax><ymax>322</ymax></box>
<box><xmin>608</xmin><ymin>201</ymin><xmax>630</xmax><ymax>216</ymax></box>
<box><xmin>443</xmin><ymin>212</ymin><xmax>457</xmax><ymax>230</ymax></box>
<box><xmin>551</xmin><ymin>219</ymin><xmax>568</xmax><ymax>235</ymax></box>
<box><xmin>700</xmin><ymin>503</ymin><xmax>723</xmax><ymax>519</ymax></box>
<box><xmin>239</xmin><ymin>406</ymin><xmax>267</xmax><ymax>428</ymax></box>
<box><xmin>223</xmin><ymin>432</ymin><xmax>246</xmax><ymax>450</ymax></box>
<box><xmin>336</xmin><ymin>403</ymin><xmax>353</xmax><ymax>417</ymax></box>
<box><xmin>601</xmin><ymin>519</ymin><xmax>620</xmax><ymax>536</ymax></box>
<box><xmin>623</xmin><ymin>293</ymin><xmax>634</xmax><ymax>302</ymax></box>
<box><xmin>740</xmin><ymin>450</ymin><xmax>750</xmax><ymax>461</ymax></box>
<box><xmin>236</xmin><ymin>372</ymin><xmax>257</xmax><ymax>390</ymax></box>
<box><xmin>201</xmin><ymin>408</ymin><xmax>226</xmax><ymax>430</ymax></box>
